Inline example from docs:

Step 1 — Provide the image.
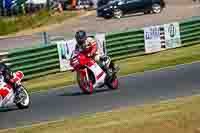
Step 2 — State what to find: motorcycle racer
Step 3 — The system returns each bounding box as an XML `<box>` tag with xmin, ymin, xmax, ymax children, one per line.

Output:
<box><xmin>75</xmin><ymin>30</ymin><xmax>112</xmax><ymax>76</ymax></box>
<box><xmin>0</xmin><ymin>63</ymin><xmax>22</xmax><ymax>102</ymax></box>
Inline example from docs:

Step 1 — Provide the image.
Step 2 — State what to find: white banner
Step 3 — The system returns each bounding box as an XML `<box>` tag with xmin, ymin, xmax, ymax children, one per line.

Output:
<box><xmin>164</xmin><ymin>22</ymin><xmax>181</xmax><ymax>49</ymax></box>
<box><xmin>26</xmin><ymin>0</ymin><xmax>47</xmax><ymax>4</ymax></box>
<box><xmin>57</xmin><ymin>39</ymin><xmax>76</xmax><ymax>71</ymax></box>
<box><xmin>144</xmin><ymin>25</ymin><xmax>162</xmax><ymax>53</ymax></box>
<box><xmin>56</xmin><ymin>34</ymin><xmax>107</xmax><ymax>71</ymax></box>
<box><xmin>95</xmin><ymin>33</ymin><xmax>107</xmax><ymax>56</ymax></box>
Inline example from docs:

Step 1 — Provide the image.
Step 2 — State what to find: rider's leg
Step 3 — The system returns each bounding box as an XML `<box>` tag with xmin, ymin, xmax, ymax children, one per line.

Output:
<box><xmin>94</xmin><ymin>55</ymin><xmax>106</xmax><ymax>69</ymax></box>
<box><xmin>9</xmin><ymin>72</ymin><xmax>23</xmax><ymax>102</ymax></box>
<box><xmin>12</xmin><ymin>82</ymin><xmax>22</xmax><ymax>103</ymax></box>
<box><xmin>94</xmin><ymin>55</ymin><xmax>112</xmax><ymax>77</ymax></box>
<box><xmin>94</xmin><ymin>54</ymin><xmax>103</xmax><ymax>68</ymax></box>
<box><xmin>8</xmin><ymin>81</ymin><xmax>21</xmax><ymax>102</ymax></box>
<box><xmin>4</xmin><ymin>71</ymin><xmax>19</xmax><ymax>93</ymax></box>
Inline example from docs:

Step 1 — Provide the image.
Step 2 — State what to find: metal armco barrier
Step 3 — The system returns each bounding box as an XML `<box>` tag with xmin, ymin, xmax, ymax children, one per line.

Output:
<box><xmin>180</xmin><ymin>17</ymin><xmax>200</xmax><ymax>46</ymax></box>
<box><xmin>0</xmin><ymin>16</ymin><xmax>200</xmax><ymax>81</ymax></box>
<box><xmin>0</xmin><ymin>45</ymin><xmax>60</xmax><ymax>80</ymax></box>
<box><xmin>105</xmin><ymin>29</ymin><xmax>144</xmax><ymax>60</ymax></box>
<box><xmin>105</xmin><ymin>16</ymin><xmax>200</xmax><ymax>60</ymax></box>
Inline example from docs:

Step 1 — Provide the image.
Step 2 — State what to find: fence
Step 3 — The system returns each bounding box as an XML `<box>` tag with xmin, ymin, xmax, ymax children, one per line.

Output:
<box><xmin>0</xmin><ymin>45</ymin><xmax>60</xmax><ymax>80</ymax></box>
<box><xmin>0</xmin><ymin>16</ymin><xmax>200</xmax><ymax>81</ymax></box>
<box><xmin>180</xmin><ymin>17</ymin><xmax>200</xmax><ymax>46</ymax></box>
<box><xmin>105</xmin><ymin>16</ymin><xmax>200</xmax><ymax>61</ymax></box>
<box><xmin>105</xmin><ymin>29</ymin><xmax>144</xmax><ymax>61</ymax></box>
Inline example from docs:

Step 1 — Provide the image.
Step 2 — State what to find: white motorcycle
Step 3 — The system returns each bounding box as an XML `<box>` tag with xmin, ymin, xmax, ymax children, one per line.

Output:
<box><xmin>0</xmin><ymin>71</ymin><xmax>30</xmax><ymax>109</ymax></box>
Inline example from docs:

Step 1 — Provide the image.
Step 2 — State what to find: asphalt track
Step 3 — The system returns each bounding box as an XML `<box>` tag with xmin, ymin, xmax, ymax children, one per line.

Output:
<box><xmin>1</xmin><ymin>62</ymin><xmax>200</xmax><ymax>129</ymax></box>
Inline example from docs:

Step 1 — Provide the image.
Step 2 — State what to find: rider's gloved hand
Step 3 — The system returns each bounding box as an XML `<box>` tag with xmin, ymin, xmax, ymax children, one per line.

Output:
<box><xmin>100</xmin><ymin>56</ymin><xmax>108</xmax><ymax>61</ymax></box>
<box><xmin>9</xmin><ymin>79</ymin><xmax>15</xmax><ymax>84</ymax></box>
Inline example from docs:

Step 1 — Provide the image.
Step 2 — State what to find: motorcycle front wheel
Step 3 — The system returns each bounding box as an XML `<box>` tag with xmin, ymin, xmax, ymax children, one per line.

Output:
<box><xmin>15</xmin><ymin>85</ymin><xmax>30</xmax><ymax>109</ymax></box>
<box><xmin>77</xmin><ymin>72</ymin><xmax>93</xmax><ymax>94</ymax></box>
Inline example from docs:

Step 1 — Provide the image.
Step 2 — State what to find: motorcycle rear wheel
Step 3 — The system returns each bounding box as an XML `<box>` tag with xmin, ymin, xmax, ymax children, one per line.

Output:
<box><xmin>106</xmin><ymin>76</ymin><xmax>119</xmax><ymax>90</ymax></box>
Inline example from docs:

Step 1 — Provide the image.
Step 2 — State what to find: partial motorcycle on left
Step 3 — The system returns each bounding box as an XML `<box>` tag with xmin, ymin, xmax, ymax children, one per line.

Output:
<box><xmin>0</xmin><ymin>71</ymin><xmax>30</xmax><ymax>109</ymax></box>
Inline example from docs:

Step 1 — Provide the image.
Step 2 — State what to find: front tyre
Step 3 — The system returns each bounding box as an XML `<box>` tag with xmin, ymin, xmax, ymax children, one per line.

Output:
<box><xmin>16</xmin><ymin>86</ymin><xmax>30</xmax><ymax>109</ymax></box>
<box><xmin>144</xmin><ymin>10</ymin><xmax>151</xmax><ymax>14</ymax></box>
<box><xmin>77</xmin><ymin>73</ymin><xmax>93</xmax><ymax>94</ymax></box>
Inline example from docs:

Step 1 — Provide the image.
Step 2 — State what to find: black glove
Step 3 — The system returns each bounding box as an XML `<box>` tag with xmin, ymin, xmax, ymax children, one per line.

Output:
<box><xmin>100</xmin><ymin>56</ymin><xmax>108</xmax><ymax>62</ymax></box>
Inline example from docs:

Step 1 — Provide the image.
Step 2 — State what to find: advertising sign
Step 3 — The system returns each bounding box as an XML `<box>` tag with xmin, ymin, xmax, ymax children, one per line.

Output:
<box><xmin>164</xmin><ymin>22</ymin><xmax>181</xmax><ymax>49</ymax></box>
<box><xmin>144</xmin><ymin>25</ymin><xmax>162</xmax><ymax>53</ymax></box>
<box><xmin>57</xmin><ymin>39</ymin><xmax>76</xmax><ymax>71</ymax></box>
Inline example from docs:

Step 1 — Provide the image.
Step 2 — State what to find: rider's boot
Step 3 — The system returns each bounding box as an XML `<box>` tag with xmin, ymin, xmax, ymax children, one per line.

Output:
<box><xmin>110</xmin><ymin>63</ymin><xmax>120</xmax><ymax>73</ymax></box>
<box><xmin>99</xmin><ymin>56</ymin><xmax>113</xmax><ymax>78</ymax></box>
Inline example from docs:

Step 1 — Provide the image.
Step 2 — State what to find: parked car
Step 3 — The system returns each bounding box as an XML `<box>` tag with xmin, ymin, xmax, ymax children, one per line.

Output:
<box><xmin>97</xmin><ymin>0</ymin><xmax>111</xmax><ymax>8</ymax></box>
<box><xmin>96</xmin><ymin>0</ymin><xmax>165</xmax><ymax>19</ymax></box>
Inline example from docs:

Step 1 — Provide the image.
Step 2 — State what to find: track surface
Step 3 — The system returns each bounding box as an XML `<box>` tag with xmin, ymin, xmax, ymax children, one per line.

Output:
<box><xmin>1</xmin><ymin>62</ymin><xmax>200</xmax><ymax>129</ymax></box>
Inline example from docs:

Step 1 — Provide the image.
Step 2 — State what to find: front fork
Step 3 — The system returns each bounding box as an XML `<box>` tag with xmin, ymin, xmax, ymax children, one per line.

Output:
<box><xmin>79</xmin><ymin>68</ymin><xmax>89</xmax><ymax>82</ymax></box>
<box><xmin>84</xmin><ymin>68</ymin><xmax>89</xmax><ymax>82</ymax></box>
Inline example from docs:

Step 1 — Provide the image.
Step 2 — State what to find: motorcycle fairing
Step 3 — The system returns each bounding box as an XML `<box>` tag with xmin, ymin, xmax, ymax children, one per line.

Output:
<box><xmin>0</xmin><ymin>79</ymin><xmax>14</xmax><ymax>107</ymax></box>
<box><xmin>1</xmin><ymin>89</ymin><xmax>14</xmax><ymax>107</ymax></box>
<box><xmin>0</xmin><ymin>71</ymin><xmax>24</xmax><ymax>107</ymax></box>
<box><xmin>86</xmin><ymin>62</ymin><xmax>106</xmax><ymax>88</ymax></box>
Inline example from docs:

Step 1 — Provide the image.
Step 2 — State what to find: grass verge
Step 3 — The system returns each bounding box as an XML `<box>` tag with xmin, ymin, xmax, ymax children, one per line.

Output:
<box><xmin>0</xmin><ymin>10</ymin><xmax>80</xmax><ymax>36</ymax></box>
<box><xmin>1</xmin><ymin>94</ymin><xmax>200</xmax><ymax>133</ymax></box>
<box><xmin>23</xmin><ymin>44</ymin><xmax>200</xmax><ymax>93</ymax></box>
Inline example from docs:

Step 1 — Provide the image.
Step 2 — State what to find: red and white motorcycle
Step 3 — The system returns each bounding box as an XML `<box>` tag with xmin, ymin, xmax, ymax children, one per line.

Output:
<box><xmin>0</xmin><ymin>71</ymin><xmax>30</xmax><ymax>109</ymax></box>
<box><xmin>70</xmin><ymin>51</ymin><xmax>119</xmax><ymax>94</ymax></box>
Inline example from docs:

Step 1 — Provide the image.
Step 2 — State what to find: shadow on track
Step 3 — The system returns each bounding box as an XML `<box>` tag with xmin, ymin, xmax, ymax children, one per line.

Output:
<box><xmin>0</xmin><ymin>107</ymin><xmax>18</xmax><ymax>112</ymax></box>
<box><xmin>59</xmin><ymin>87</ymin><xmax>117</xmax><ymax>97</ymax></box>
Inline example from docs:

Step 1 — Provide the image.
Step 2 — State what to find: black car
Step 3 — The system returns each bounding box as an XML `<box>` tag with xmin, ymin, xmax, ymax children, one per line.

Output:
<box><xmin>97</xmin><ymin>0</ymin><xmax>165</xmax><ymax>19</ymax></box>
<box><xmin>97</xmin><ymin>0</ymin><xmax>112</xmax><ymax>8</ymax></box>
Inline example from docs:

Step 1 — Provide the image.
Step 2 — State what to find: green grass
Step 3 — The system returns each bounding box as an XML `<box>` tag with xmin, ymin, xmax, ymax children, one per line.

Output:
<box><xmin>0</xmin><ymin>10</ymin><xmax>79</xmax><ymax>36</ymax></box>
<box><xmin>23</xmin><ymin>44</ymin><xmax>200</xmax><ymax>93</ymax></box>
<box><xmin>2</xmin><ymin>94</ymin><xmax>200</xmax><ymax>133</ymax></box>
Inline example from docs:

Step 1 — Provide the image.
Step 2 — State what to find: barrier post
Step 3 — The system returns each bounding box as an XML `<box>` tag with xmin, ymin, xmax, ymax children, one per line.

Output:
<box><xmin>43</xmin><ymin>32</ymin><xmax>49</xmax><ymax>46</ymax></box>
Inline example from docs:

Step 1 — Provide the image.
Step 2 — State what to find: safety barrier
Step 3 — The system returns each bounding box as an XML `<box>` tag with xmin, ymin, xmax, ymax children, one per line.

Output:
<box><xmin>0</xmin><ymin>45</ymin><xmax>60</xmax><ymax>80</ymax></box>
<box><xmin>105</xmin><ymin>29</ymin><xmax>144</xmax><ymax>60</ymax></box>
<box><xmin>180</xmin><ymin>17</ymin><xmax>200</xmax><ymax>46</ymax></box>
<box><xmin>0</xmin><ymin>16</ymin><xmax>200</xmax><ymax>81</ymax></box>
<box><xmin>105</xmin><ymin>16</ymin><xmax>200</xmax><ymax>60</ymax></box>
